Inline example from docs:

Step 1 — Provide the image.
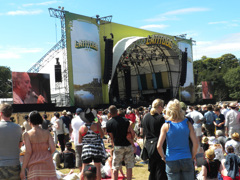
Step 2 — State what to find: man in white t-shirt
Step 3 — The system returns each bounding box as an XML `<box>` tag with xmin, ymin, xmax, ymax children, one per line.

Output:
<box><xmin>186</xmin><ymin>106</ymin><xmax>203</xmax><ymax>142</ymax></box>
<box><xmin>71</xmin><ymin>108</ymin><xmax>85</xmax><ymax>171</ymax></box>
<box><xmin>225</xmin><ymin>103</ymin><xmax>240</xmax><ymax>138</ymax></box>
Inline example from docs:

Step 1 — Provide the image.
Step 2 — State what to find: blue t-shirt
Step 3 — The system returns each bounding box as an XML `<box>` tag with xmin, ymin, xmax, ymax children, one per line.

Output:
<box><xmin>204</xmin><ymin>111</ymin><xmax>216</xmax><ymax>125</ymax></box>
<box><xmin>166</xmin><ymin>118</ymin><xmax>192</xmax><ymax>161</ymax></box>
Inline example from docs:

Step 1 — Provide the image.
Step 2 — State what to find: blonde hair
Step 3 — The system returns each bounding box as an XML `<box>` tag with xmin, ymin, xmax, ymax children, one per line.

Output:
<box><xmin>150</xmin><ymin>99</ymin><xmax>164</xmax><ymax>115</ymax></box>
<box><xmin>205</xmin><ymin>149</ymin><xmax>215</xmax><ymax>160</ymax></box>
<box><xmin>165</xmin><ymin>99</ymin><xmax>185</xmax><ymax>121</ymax></box>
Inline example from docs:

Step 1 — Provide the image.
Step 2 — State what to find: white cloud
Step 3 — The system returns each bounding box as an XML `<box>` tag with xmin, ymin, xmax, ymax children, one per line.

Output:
<box><xmin>22</xmin><ymin>3</ymin><xmax>35</xmax><ymax>7</ymax></box>
<box><xmin>208</xmin><ymin>21</ymin><xmax>227</xmax><ymax>25</ymax></box>
<box><xmin>23</xmin><ymin>1</ymin><xmax>58</xmax><ymax>7</ymax></box>
<box><xmin>0</xmin><ymin>52</ymin><xmax>20</xmax><ymax>59</ymax></box>
<box><xmin>144</xmin><ymin>7</ymin><xmax>209</xmax><ymax>22</ymax></box>
<box><xmin>6</xmin><ymin>10</ymin><xmax>43</xmax><ymax>15</ymax></box>
<box><xmin>193</xmin><ymin>33</ymin><xmax>240</xmax><ymax>60</ymax></box>
<box><xmin>228</xmin><ymin>23</ymin><xmax>239</xmax><ymax>27</ymax></box>
<box><xmin>0</xmin><ymin>47</ymin><xmax>42</xmax><ymax>60</ymax></box>
<box><xmin>163</xmin><ymin>8</ymin><xmax>209</xmax><ymax>16</ymax></box>
<box><xmin>144</xmin><ymin>16</ymin><xmax>178</xmax><ymax>22</ymax></box>
<box><xmin>140</xmin><ymin>24</ymin><xmax>169</xmax><ymax>30</ymax></box>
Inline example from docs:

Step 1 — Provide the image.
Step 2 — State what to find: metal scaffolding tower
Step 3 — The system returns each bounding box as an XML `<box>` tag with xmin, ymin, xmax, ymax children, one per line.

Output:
<box><xmin>28</xmin><ymin>7</ymin><xmax>70</xmax><ymax>106</ymax></box>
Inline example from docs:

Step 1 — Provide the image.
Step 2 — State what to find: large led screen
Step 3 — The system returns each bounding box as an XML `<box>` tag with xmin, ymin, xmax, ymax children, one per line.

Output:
<box><xmin>12</xmin><ymin>72</ymin><xmax>51</xmax><ymax>104</ymax></box>
<box><xmin>66</xmin><ymin>13</ymin><xmax>103</xmax><ymax>107</ymax></box>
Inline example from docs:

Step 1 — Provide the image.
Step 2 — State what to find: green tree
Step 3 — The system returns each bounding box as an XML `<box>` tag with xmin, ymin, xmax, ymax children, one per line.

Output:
<box><xmin>223</xmin><ymin>66</ymin><xmax>240</xmax><ymax>100</ymax></box>
<box><xmin>0</xmin><ymin>66</ymin><xmax>12</xmax><ymax>98</ymax></box>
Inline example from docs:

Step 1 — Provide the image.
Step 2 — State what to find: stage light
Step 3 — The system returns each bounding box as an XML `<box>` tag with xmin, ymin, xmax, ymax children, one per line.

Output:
<box><xmin>110</xmin><ymin>33</ymin><xmax>114</xmax><ymax>39</ymax></box>
<box><xmin>61</xmin><ymin>7</ymin><xmax>64</xmax><ymax>10</ymax></box>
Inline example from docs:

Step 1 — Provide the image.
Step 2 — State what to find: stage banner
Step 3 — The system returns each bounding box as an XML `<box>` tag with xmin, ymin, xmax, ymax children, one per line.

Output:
<box><xmin>65</xmin><ymin>12</ymin><xmax>103</xmax><ymax>107</ymax></box>
<box><xmin>12</xmin><ymin>72</ymin><xmax>51</xmax><ymax>104</ymax></box>
<box><xmin>202</xmin><ymin>81</ymin><xmax>214</xmax><ymax>99</ymax></box>
<box><xmin>178</xmin><ymin>40</ymin><xmax>195</xmax><ymax>103</ymax></box>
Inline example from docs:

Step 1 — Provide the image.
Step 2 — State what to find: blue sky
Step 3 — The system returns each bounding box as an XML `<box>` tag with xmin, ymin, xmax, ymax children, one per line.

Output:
<box><xmin>0</xmin><ymin>0</ymin><xmax>239</xmax><ymax>72</ymax></box>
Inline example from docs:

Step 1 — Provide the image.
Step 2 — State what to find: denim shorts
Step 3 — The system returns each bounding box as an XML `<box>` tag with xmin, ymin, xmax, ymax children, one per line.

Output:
<box><xmin>166</xmin><ymin>158</ymin><xmax>194</xmax><ymax>180</ymax></box>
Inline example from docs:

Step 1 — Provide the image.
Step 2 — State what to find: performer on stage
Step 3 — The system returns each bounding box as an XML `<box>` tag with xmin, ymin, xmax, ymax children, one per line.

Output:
<box><xmin>12</xmin><ymin>72</ymin><xmax>45</xmax><ymax>104</ymax></box>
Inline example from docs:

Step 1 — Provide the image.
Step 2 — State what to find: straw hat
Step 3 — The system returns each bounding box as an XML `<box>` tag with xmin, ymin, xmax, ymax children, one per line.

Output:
<box><xmin>62</xmin><ymin>110</ymin><xmax>67</xmax><ymax>115</ymax></box>
<box><xmin>205</xmin><ymin>149</ymin><xmax>215</xmax><ymax>160</ymax></box>
<box><xmin>202</xmin><ymin>136</ymin><xmax>209</xmax><ymax>144</ymax></box>
<box><xmin>229</xmin><ymin>102</ymin><xmax>237</xmax><ymax>108</ymax></box>
<box><xmin>231</xmin><ymin>132</ymin><xmax>239</xmax><ymax>141</ymax></box>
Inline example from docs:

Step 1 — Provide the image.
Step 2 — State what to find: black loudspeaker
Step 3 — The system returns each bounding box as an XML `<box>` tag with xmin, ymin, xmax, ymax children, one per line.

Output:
<box><xmin>103</xmin><ymin>39</ymin><xmax>113</xmax><ymax>84</ymax></box>
<box><xmin>55</xmin><ymin>58</ymin><xmax>62</xmax><ymax>82</ymax></box>
<box><xmin>109</xmin><ymin>71</ymin><xmax>120</xmax><ymax>103</ymax></box>
<box><xmin>180</xmin><ymin>51</ymin><xmax>187</xmax><ymax>86</ymax></box>
<box><xmin>124</xmin><ymin>66</ymin><xmax>131</xmax><ymax>101</ymax></box>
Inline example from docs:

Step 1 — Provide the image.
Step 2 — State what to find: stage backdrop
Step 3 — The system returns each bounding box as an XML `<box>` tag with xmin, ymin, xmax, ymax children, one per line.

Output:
<box><xmin>65</xmin><ymin>11</ymin><xmax>195</xmax><ymax>106</ymax></box>
<box><xmin>65</xmin><ymin>12</ymin><xmax>103</xmax><ymax>107</ymax></box>
<box><xmin>12</xmin><ymin>72</ymin><xmax>51</xmax><ymax>104</ymax></box>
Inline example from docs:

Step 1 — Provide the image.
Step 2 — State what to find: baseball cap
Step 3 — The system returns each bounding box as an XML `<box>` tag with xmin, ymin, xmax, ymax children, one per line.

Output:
<box><xmin>76</xmin><ymin>108</ymin><xmax>83</xmax><ymax>114</ymax></box>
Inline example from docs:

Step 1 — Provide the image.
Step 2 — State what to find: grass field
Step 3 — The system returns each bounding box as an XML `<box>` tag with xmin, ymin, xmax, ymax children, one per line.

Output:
<box><xmin>58</xmin><ymin>161</ymin><xmax>149</xmax><ymax>179</ymax></box>
<box><xmin>57</xmin><ymin>142</ymin><xmax>150</xmax><ymax>179</ymax></box>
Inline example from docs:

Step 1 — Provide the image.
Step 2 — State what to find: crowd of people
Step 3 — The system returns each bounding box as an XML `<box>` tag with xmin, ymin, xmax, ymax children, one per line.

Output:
<box><xmin>0</xmin><ymin>99</ymin><xmax>240</xmax><ymax>180</ymax></box>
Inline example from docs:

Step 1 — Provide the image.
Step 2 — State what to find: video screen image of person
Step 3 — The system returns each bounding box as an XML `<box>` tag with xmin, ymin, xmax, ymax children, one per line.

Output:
<box><xmin>12</xmin><ymin>72</ymin><xmax>51</xmax><ymax>104</ymax></box>
<box><xmin>202</xmin><ymin>81</ymin><xmax>213</xmax><ymax>99</ymax></box>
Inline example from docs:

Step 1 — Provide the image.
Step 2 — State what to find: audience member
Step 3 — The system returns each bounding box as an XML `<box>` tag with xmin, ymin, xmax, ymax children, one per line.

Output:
<box><xmin>83</xmin><ymin>164</ymin><xmax>97</xmax><ymax>180</ymax></box>
<box><xmin>202</xmin><ymin>149</ymin><xmax>221</xmax><ymax>180</ymax></box>
<box><xmin>20</xmin><ymin>111</ymin><xmax>57</xmax><ymax>179</ymax></box>
<box><xmin>186</xmin><ymin>106</ymin><xmax>204</xmax><ymax>142</ymax></box>
<box><xmin>143</xmin><ymin>99</ymin><xmax>168</xmax><ymax>180</ymax></box>
<box><xmin>23</xmin><ymin>115</ymin><xmax>31</xmax><ymax>132</ymax></box>
<box><xmin>202</xmin><ymin>136</ymin><xmax>210</xmax><ymax>152</ymax></box>
<box><xmin>51</xmin><ymin>112</ymin><xmax>58</xmax><ymax>147</ymax></box>
<box><xmin>221</xmin><ymin>145</ymin><xmax>240</xmax><ymax>180</ymax></box>
<box><xmin>55</xmin><ymin>112</ymin><xmax>65</xmax><ymax>152</ymax></box>
<box><xmin>215</xmin><ymin>130</ymin><xmax>227</xmax><ymax>152</ymax></box>
<box><xmin>203</xmin><ymin>105</ymin><xmax>216</xmax><ymax>136</ymax></box>
<box><xmin>213</xmin><ymin>107</ymin><xmax>225</xmax><ymax>135</ymax></box>
<box><xmin>60</xmin><ymin>110</ymin><xmax>71</xmax><ymax>143</ymax></box>
<box><xmin>106</xmin><ymin>105</ymin><xmax>135</xmax><ymax>180</ymax></box>
<box><xmin>62</xmin><ymin>142</ymin><xmax>75</xmax><ymax>169</ymax></box>
<box><xmin>0</xmin><ymin>103</ymin><xmax>22</xmax><ymax>180</ymax></box>
<box><xmin>221</xmin><ymin>104</ymin><xmax>229</xmax><ymax>118</ymax></box>
<box><xmin>225</xmin><ymin>103</ymin><xmax>240</xmax><ymax>138</ymax></box>
<box><xmin>42</xmin><ymin>114</ymin><xmax>50</xmax><ymax>130</ymax></box>
<box><xmin>225</xmin><ymin>133</ymin><xmax>240</xmax><ymax>156</ymax></box>
<box><xmin>79</xmin><ymin>108</ymin><xmax>105</xmax><ymax>180</ymax></box>
<box><xmin>71</xmin><ymin>108</ymin><xmax>85</xmax><ymax>171</ymax></box>
<box><xmin>157</xmin><ymin>99</ymin><xmax>198</xmax><ymax>180</ymax></box>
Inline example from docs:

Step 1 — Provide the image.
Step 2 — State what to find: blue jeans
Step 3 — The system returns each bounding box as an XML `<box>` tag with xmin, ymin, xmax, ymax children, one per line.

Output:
<box><xmin>166</xmin><ymin>158</ymin><xmax>194</xmax><ymax>180</ymax></box>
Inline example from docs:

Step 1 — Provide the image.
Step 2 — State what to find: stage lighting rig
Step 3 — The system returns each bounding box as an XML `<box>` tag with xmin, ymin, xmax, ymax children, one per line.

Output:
<box><xmin>95</xmin><ymin>14</ymin><xmax>112</xmax><ymax>25</ymax></box>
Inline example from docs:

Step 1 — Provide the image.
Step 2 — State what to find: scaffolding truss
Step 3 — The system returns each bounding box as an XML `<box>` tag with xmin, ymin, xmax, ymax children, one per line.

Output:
<box><xmin>27</xmin><ymin>7</ymin><xmax>70</xmax><ymax>106</ymax></box>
